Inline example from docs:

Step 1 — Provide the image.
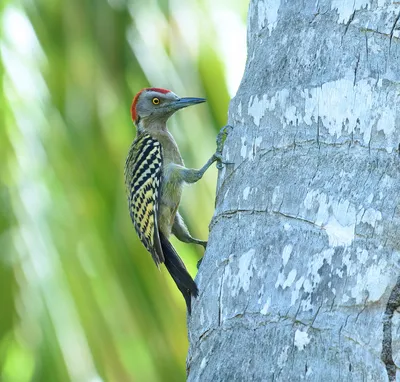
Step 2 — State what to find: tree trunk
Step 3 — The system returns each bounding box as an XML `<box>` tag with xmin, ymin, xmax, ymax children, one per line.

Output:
<box><xmin>187</xmin><ymin>1</ymin><xmax>400</xmax><ymax>381</ymax></box>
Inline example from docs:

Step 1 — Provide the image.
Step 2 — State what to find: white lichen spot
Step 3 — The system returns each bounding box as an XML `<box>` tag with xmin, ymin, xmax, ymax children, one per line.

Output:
<box><xmin>324</xmin><ymin>215</ymin><xmax>355</xmax><ymax>247</ymax></box>
<box><xmin>200</xmin><ymin>356</ymin><xmax>208</xmax><ymax>370</ymax></box>
<box><xmin>291</xmin><ymin>276</ymin><xmax>305</xmax><ymax>305</ymax></box>
<box><xmin>240</xmin><ymin>137</ymin><xmax>247</xmax><ymax>159</ymax></box>
<box><xmin>378</xmin><ymin>108</ymin><xmax>396</xmax><ymax>134</ymax></box>
<box><xmin>303</xmin><ymin>278</ymin><xmax>313</xmax><ymax>293</ymax></box>
<box><xmin>356</xmin><ymin>247</ymin><xmax>368</xmax><ymax>264</ymax></box>
<box><xmin>283</xmin><ymin>269</ymin><xmax>297</xmax><ymax>289</ymax></box>
<box><xmin>237</xmin><ymin>101</ymin><xmax>242</xmax><ymax>117</ymax></box>
<box><xmin>350</xmin><ymin>259</ymin><xmax>390</xmax><ymax>304</ymax></box>
<box><xmin>342</xmin><ymin>252</ymin><xmax>358</xmax><ymax>277</ymax></box>
<box><xmin>294</xmin><ymin>329</ymin><xmax>311</xmax><ymax>351</ymax></box>
<box><xmin>277</xmin><ymin>346</ymin><xmax>289</xmax><ymax>368</ymax></box>
<box><xmin>224</xmin><ymin>189</ymin><xmax>230</xmax><ymax>200</ymax></box>
<box><xmin>284</xmin><ymin>105</ymin><xmax>298</xmax><ymax>125</ymax></box>
<box><xmin>257</xmin><ymin>1</ymin><xmax>267</xmax><ymax>30</ymax></box>
<box><xmin>258</xmin><ymin>75</ymin><xmax>399</xmax><ymax>151</ymax></box>
<box><xmin>225</xmin><ymin>148</ymin><xmax>230</xmax><ymax>162</ymax></box>
<box><xmin>303</xmin><ymin>190</ymin><xmax>356</xmax><ymax>247</ymax></box>
<box><xmin>303</xmin><ymin>78</ymin><xmax>374</xmax><ymax>142</ymax></box>
<box><xmin>248</xmin><ymin>94</ymin><xmax>269</xmax><ymax>126</ymax></box>
<box><xmin>282</xmin><ymin>244</ymin><xmax>293</xmax><ymax>266</ymax></box>
<box><xmin>260</xmin><ymin>298</ymin><xmax>271</xmax><ymax>315</ymax></box>
<box><xmin>309</xmin><ymin>248</ymin><xmax>335</xmax><ymax>284</ymax></box>
<box><xmin>257</xmin><ymin>0</ymin><xmax>280</xmax><ymax>34</ymax></box>
<box><xmin>257</xmin><ymin>285</ymin><xmax>265</xmax><ymax>304</ymax></box>
<box><xmin>301</xmin><ymin>296</ymin><xmax>313</xmax><ymax>311</ymax></box>
<box><xmin>275</xmin><ymin>271</ymin><xmax>285</xmax><ymax>289</ymax></box>
<box><xmin>200</xmin><ymin>308</ymin><xmax>205</xmax><ymax>326</ymax></box>
<box><xmin>377</xmin><ymin>108</ymin><xmax>396</xmax><ymax>153</ymax></box>
<box><xmin>237</xmin><ymin>249</ymin><xmax>256</xmax><ymax>292</ymax></box>
<box><xmin>303</xmin><ymin>189</ymin><xmax>318</xmax><ymax>210</ymax></box>
<box><xmin>361</xmin><ymin>208</ymin><xmax>382</xmax><ymax>227</ymax></box>
<box><xmin>251</xmin><ymin>221</ymin><xmax>257</xmax><ymax>237</ymax></box>
<box><xmin>229</xmin><ymin>249</ymin><xmax>256</xmax><ymax>296</ymax></box>
<box><xmin>243</xmin><ymin>186</ymin><xmax>251</xmax><ymax>200</ymax></box>
<box><xmin>331</xmin><ymin>0</ymin><xmax>369</xmax><ymax>24</ymax></box>
<box><xmin>290</xmin><ymin>248</ymin><xmax>335</xmax><ymax>307</ymax></box>
<box><xmin>284</xmin><ymin>223</ymin><xmax>291</xmax><ymax>231</ymax></box>
<box><xmin>271</xmin><ymin>186</ymin><xmax>281</xmax><ymax>206</ymax></box>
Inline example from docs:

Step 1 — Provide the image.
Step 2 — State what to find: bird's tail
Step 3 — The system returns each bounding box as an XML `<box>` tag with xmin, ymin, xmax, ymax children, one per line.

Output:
<box><xmin>159</xmin><ymin>231</ymin><xmax>198</xmax><ymax>314</ymax></box>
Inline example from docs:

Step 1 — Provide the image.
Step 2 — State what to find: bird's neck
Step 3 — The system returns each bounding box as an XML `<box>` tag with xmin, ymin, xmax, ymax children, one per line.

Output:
<box><xmin>135</xmin><ymin>119</ymin><xmax>183</xmax><ymax>165</ymax></box>
<box><xmin>137</xmin><ymin>117</ymin><xmax>167</xmax><ymax>134</ymax></box>
<box><xmin>149</xmin><ymin>130</ymin><xmax>184</xmax><ymax>166</ymax></box>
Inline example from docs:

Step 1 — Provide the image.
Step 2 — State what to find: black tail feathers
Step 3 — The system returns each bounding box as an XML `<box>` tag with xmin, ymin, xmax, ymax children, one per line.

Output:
<box><xmin>160</xmin><ymin>232</ymin><xmax>198</xmax><ymax>314</ymax></box>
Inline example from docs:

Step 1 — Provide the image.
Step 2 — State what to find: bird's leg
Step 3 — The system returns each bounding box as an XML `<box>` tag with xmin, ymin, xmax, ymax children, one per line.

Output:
<box><xmin>165</xmin><ymin>125</ymin><xmax>233</xmax><ymax>183</ymax></box>
<box><xmin>172</xmin><ymin>212</ymin><xmax>207</xmax><ymax>248</ymax></box>
<box><xmin>170</xmin><ymin>125</ymin><xmax>233</xmax><ymax>269</ymax></box>
<box><xmin>169</xmin><ymin>155</ymin><xmax>218</xmax><ymax>184</ymax></box>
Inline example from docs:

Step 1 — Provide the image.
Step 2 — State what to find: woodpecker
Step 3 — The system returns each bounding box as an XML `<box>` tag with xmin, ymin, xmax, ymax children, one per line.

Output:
<box><xmin>125</xmin><ymin>87</ymin><xmax>223</xmax><ymax>314</ymax></box>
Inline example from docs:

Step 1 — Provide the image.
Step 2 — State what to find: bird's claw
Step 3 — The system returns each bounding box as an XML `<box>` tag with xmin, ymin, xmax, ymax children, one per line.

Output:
<box><xmin>215</xmin><ymin>125</ymin><xmax>234</xmax><ymax>169</ymax></box>
<box><xmin>213</xmin><ymin>153</ymin><xmax>234</xmax><ymax>169</ymax></box>
<box><xmin>215</xmin><ymin>153</ymin><xmax>224</xmax><ymax>170</ymax></box>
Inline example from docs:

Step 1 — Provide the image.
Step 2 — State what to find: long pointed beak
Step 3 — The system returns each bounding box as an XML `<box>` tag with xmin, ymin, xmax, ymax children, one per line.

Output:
<box><xmin>172</xmin><ymin>97</ymin><xmax>206</xmax><ymax>110</ymax></box>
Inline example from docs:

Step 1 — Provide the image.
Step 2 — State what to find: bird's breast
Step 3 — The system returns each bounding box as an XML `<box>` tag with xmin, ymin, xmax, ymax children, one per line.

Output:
<box><xmin>158</xmin><ymin>165</ymin><xmax>183</xmax><ymax>237</ymax></box>
<box><xmin>149</xmin><ymin>131</ymin><xmax>184</xmax><ymax>236</ymax></box>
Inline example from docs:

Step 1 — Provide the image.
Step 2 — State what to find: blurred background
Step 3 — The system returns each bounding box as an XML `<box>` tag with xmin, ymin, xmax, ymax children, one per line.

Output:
<box><xmin>0</xmin><ymin>0</ymin><xmax>247</xmax><ymax>381</ymax></box>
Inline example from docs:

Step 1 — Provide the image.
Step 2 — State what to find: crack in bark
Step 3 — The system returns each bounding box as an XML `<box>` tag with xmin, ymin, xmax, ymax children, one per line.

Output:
<box><xmin>310</xmin><ymin>303</ymin><xmax>322</xmax><ymax>327</ymax></box>
<box><xmin>381</xmin><ymin>276</ymin><xmax>400</xmax><ymax>381</ymax></box>
<box><xmin>216</xmin><ymin>138</ymin><xmax>397</xmax><ymax>206</ymax></box>
<box><xmin>195</xmin><ymin>310</ymin><xmax>323</xmax><ymax>347</ymax></box>
<box><xmin>389</xmin><ymin>11</ymin><xmax>400</xmax><ymax>51</ymax></box>
<box><xmin>353</xmin><ymin>53</ymin><xmax>360</xmax><ymax>86</ymax></box>
<box><xmin>344</xmin><ymin>10</ymin><xmax>356</xmax><ymax>37</ymax></box>
<box><xmin>316</xmin><ymin>116</ymin><xmax>321</xmax><ymax>148</ymax></box>
<box><xmin>210</xmin><ymin>208</ymin><xmax>266</xmax><ymax>229</ymax></box>
<box><xmin>355</xmin><ymin>296</ymin><xmax>368</xmax><ymax>323</ymax></box>
<box><xmin>360</xmin><ymin>27</ymin><xmax>400</xmax><ymax>42</ymax></box>
<box><xmin>218</xmin><ymin>264</ymin><xmax>228</xmax><ymax>326</ymax></box>
<box><xmin>272</xmin><ymin>211</ymin><xmax>321</xmax><ymax>229</ymax></box>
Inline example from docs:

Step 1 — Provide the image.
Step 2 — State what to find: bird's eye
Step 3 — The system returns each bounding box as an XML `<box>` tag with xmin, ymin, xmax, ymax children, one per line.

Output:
<box><xmin>152</xmin><ymin>97</ymin><xmax>160</xmax><ymax>105</ymax></box>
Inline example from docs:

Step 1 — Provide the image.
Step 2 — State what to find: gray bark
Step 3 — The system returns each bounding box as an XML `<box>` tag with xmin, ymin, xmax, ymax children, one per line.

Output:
<box><xmin>187</xmin><ymin>1</ymin><xmax>400</xmax><ymax>381</ymax></box>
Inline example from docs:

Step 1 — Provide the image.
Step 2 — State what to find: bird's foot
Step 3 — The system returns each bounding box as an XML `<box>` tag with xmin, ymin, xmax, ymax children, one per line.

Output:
<box><xmin>215</xmin><ymin>125</ymin><xmax>234</xmax><ymax>170</ymax></box>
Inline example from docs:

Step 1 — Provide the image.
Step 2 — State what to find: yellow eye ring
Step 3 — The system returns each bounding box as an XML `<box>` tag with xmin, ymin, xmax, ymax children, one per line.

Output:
<box><xmin>152</xmin><ymin>97</ymin><xmax>160</xmax><ymax>105</ymax></box>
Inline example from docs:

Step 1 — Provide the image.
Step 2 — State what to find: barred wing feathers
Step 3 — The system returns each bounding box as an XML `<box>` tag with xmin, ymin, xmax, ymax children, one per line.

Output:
<box><xmin>126</xmin><ymin>134</ymin><xmax>164</xmax><ymax>266</ymax></box>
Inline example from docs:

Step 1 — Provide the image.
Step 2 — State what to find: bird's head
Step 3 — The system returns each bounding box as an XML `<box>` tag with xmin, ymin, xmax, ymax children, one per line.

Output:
<box><xmin>131</xmin><ymin>88</ymin><xmax>205</xmax><ymax>131</ymax></box>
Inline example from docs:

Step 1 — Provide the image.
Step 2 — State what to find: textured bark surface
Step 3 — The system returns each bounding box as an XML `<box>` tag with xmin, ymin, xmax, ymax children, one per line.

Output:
<box><xmin>187</xmin><ymin>1</ymin><xmax>400</xmax><ymax>381</ymax></box>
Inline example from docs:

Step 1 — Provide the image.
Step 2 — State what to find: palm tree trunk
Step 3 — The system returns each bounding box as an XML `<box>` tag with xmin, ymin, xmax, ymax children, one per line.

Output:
<box><xmin>188</xmin><ymin>1</ymin><xmax>400</xmax><ymax>380</ymax></box>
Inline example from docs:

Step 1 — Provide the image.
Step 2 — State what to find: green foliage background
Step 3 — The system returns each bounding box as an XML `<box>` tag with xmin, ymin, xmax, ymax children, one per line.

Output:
<box><xmin>0</xmin><ymin>0</ymin><xmax>246</xmax><ymax>381</ymax></box>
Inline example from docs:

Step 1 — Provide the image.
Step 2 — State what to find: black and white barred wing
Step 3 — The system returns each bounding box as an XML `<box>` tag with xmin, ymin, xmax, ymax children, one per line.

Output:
<box><xmin>127</xmin><ymin>134</ymin><xmax>164</xmax><ymax>266</ymax></box>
